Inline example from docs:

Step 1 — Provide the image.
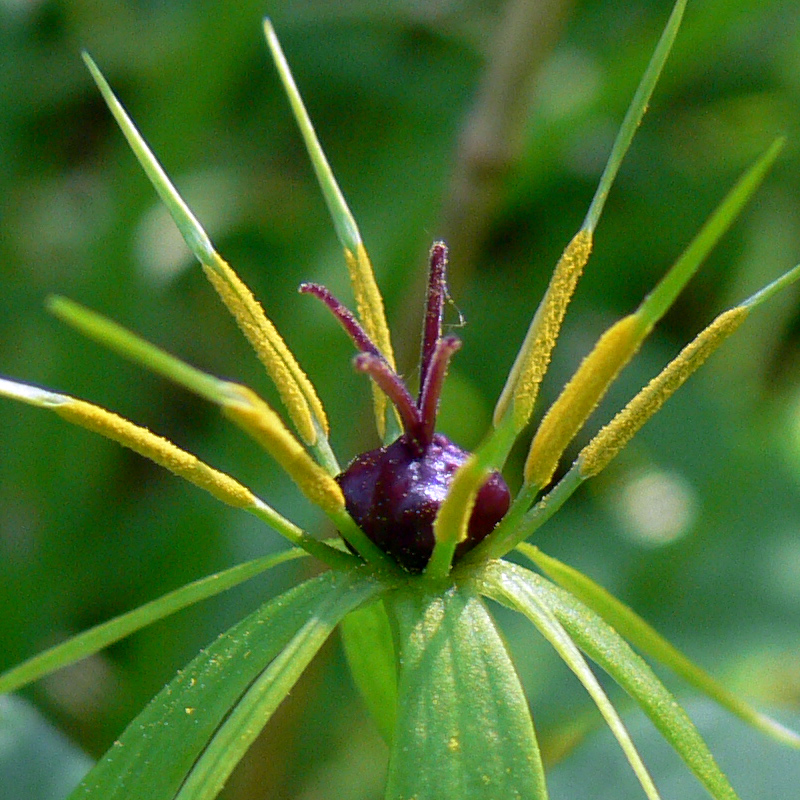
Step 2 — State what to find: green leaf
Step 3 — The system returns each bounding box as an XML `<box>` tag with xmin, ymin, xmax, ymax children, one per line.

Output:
<box><xmin>495</xmin><ymin>559</ymin><xmax>742</xmax><ymax>800</ymax></box>
<box><xmin>384</xmin><ymin>586</ymin><xmax>546</xmax><ymax>800</ymax></box>
<box><xmin>0</xmin><ymin>550</ymin><xmax>305</xmax><ymax>696</ymax></box>
<box><xmin>519</xmin><ymin>544</ymin><xmax>800</xmax><ymax>748</ymax></box>
<box><xmin>480</xmin><ymin>562</ymin><xmax>662</xmax><ymax>800</ymax></box>
<box><xmin>173</xmin><ymin>572</ymin><xmax>383</xmax><ymax>800</ymax></box>
<box><xmin>68</xmin><ymin>571</ymin><xmax>378</xmax><ymax>800</ymax></box>
<box><xmin>340</xmin><ymin>598</ymin><xmax>398</xmax><ymax>744</ymax></box>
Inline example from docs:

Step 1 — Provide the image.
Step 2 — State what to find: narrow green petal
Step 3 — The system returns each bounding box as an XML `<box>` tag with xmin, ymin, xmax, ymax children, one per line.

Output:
<box><xmin>481</xmin><ymin>563</ymin><xmax>662</xmax><ymax>800</ymax></box>
<box><xmin>48</xmin><ymin>296</ymin><xmax>231</xmax><ymax>404</ymax></box>
<box><xmin>520</xmin><ymin>544</ymin><xmax>800</xmax><ymax>749</ymax></box>
<box><xmin>173</xmin><ymin>575</ymin><xmax>383</xmax><ymax>800</ymax></box>
<box><xmin>583</xmin><ymin>0</ymin><xmax>687</xmax><ymax>232</ymax></box>
<box><xmin>0</xmin><ymin>551</ymin><xmax>306</xmax><ymax>696</ymax></box>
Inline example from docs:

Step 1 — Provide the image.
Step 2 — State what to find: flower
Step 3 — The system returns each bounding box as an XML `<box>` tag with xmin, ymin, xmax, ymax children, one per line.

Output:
<box><xmin>1</xmin><ymin>3</ymin><xmax>799</xmax><ymax>799</ymax></box>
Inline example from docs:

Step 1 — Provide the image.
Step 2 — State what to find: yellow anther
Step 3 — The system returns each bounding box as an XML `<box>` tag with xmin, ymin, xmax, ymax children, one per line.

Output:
<box><xmin>494</xmin><ymin>230</ymin><xmax>593</xmax><ymax>431</ymax></box>
<box><xmin>56</xmin><ymin>400</ymin><xmax>256</xmax><ymax>508</ymax></box>
<box><xmin>344</xmin><ymin>243</ymin><xmax>398</xmax><ymax>438</ymax></box>
<box><xmin>202</xmin><ymin>253</ymin><xmax>327</xmax><ymax>444</ymax></box>
<box><xmin>525</xmin><ymin>313</ymin><xmax>642</xmax><ymax>488</ymax></box>
<box><xmin>222</xmin><ymin>387</ymin><xmax>345</xmax><ymax>515</ymax></box>
<box><xmin>580</xmin><ymin>307</ymin><xmax>748</xmax><ymax>478</ymax></box>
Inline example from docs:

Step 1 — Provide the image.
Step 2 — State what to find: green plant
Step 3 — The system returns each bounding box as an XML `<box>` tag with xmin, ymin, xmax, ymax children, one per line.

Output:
<box><xmin>1</xmin><ymin>2</ymin><xmax>799</xmax><ymax>798</ymax></box>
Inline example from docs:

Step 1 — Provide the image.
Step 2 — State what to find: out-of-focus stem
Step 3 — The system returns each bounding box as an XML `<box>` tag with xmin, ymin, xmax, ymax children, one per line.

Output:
<box><xmin>440</xmin><ymin>0</ymin><xmax>575</xmax><ymax>285</ymax></box>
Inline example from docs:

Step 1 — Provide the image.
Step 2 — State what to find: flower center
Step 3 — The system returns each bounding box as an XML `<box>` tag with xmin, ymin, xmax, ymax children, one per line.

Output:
<box><xmin>303</xmin><ymin>242</ymin><xmax>510</xmax><ymax>572</ymax></box>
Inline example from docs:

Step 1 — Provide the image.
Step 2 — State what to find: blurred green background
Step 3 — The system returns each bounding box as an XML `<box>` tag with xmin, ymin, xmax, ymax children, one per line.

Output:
<box><xmin>2</xmin><ymin>0</ymin><xmax>800</xmax><ymax>797</ymax></box>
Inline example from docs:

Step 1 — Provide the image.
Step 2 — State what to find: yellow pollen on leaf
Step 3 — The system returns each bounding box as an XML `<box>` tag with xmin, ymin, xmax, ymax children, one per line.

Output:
<box><xmin>56</xmin><ymin>400</ymin><xmax>256</xmax><ymax>508</ymax></box>
<box><xmin>202</xmin><ymin>253</ymin><xmax>328</xmax><ymax>445</ymax></box>
<box><xmin>344</xmin><ymin>243</ymin><xmax>398</xmax><ymax>438</ymax></box>
<box><xmin>579</xmin><ymin>307</ymin><xmax>748</xmax><ymax>478</ymax></box>
<box><xmin>525</xmin><ymin>312</ymin><xmax>643</xmax><ymax>488</ymax></box>
<box><xmin>494</xmin><ymin>229</ymin><xmax>593</xmax><ymax>432</ymax></box>
<box><xmin>222</xmin><ymin>387</ymin><xmax>345</xmax><ymax>516</ymax></box>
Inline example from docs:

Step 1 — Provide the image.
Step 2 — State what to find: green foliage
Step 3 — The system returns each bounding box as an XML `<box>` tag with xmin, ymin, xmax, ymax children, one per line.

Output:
<box><xmin>2</xmin><ymin>1</ymin><xmax>800</xmax><ymax>799</ymax></box>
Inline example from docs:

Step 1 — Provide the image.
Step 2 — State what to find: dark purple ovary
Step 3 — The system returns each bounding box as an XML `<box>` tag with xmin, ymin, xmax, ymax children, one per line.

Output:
<box><xmin>304</xmin><ymin>241</ymin><xmax>510</xmax><ymax>572</ymax></box>
<box><xmin>337</xmin><ymin>433</ymin><xmax>510</xmax><ymax>573</ymax></box>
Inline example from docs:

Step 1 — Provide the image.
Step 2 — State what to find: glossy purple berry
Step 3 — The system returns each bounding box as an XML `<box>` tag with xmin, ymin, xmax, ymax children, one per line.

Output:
<box><xmin>302</xmin><ymin>242</ymin><xmax>510</xmax><ymax>572</ymax></box>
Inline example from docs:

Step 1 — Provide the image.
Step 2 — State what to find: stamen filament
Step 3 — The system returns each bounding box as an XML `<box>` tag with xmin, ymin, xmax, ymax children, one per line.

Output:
<box><xmin>524</xmin><ymin>314</ymin><xmax>643</xmax><ymax>489</ymax></box>
<box><xmin>493</xmin><ymin>230</ymin><xmax>593</xmax><ymax>433</ymax></box>
<box><xmin>83</xmin><ymin>51</ymin><xmax>329</xmax><ymax>447</ymax></box>
<box><xmin>578</xmin><ymin>307</ymin><xmax>747</xmax><ymax>478</ymax></box>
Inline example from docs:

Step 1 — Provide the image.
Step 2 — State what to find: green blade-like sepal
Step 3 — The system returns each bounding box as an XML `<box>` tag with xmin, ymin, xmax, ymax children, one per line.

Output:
<box><xmin>520</xmin><ymin>544</ymin><xmax>800</xmax><ymax>749</ymax></box>
<box><xmin>0</xmin><ymin>550</ymin><xmax>306</xmax><ymax>696</ymax></box>
<box><xmin>384</xmin><ymin>587</ymin><xmax>547</xmax><ymax>800</ymax></box>
<box><xmin>484</xmin><ymin>560</ymin><xmax>744</xmax><ymax>800</ymax></box>
<box><xmin>68</xmin><ymin>573</ymin><xmax>381</xmax><ymax>800</ymax></box>
<box><xmin>481</xmin><ymin>563</ymin><xmax>663</xmax><ymax>800</ymax></box>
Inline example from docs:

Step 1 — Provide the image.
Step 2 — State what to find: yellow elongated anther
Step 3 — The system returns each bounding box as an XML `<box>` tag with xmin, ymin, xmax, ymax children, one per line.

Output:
<box><xmin>264</xmin><ymin>21</ymin><xmax>397</xmax><ymax>440</ymax></box>
<box><xmin>344</xmin><ymin>244</ymin><xmax>399</xmax><ymax>438</ymax></box>
<box><xmin>494</xmin><ymin>230</ymin><xmax>593</xmax><ymax>431</ymax></box>
<box><xmin>222</xmin><ymin>387</ymin><xmax>345</xmax><ymax>516</ymax></box>
<box><xmin>204</xmin><ymin>253</ymin><xmax>328</xmax><ymax>445</ymax></box>
<box><xmin>579</xmin><ymin>307</ymin><xmax>748</xmax><ymax>478</ymax></box>
<box><xmin>56</xmin><ymin>400</ymin><xmax>256</xmax><ymax>509</ymax></box>
<box><xmin>525</xmin><ymin>313</ymin><xmax>643</xmax><ymax>488</ymax></box>
<box><xmin>83</xmin><ymin>53</ymin><xmax>328</xmax><ymax>449</ymax></box>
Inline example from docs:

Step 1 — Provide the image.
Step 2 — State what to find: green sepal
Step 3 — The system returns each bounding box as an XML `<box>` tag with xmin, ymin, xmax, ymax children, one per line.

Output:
<box><xmin>67</xmin><ymin>571</ymin><xmax>380</xmax><ymax>800</ymax></box>
<box><xmin>172</xmin><ymin>573</ymin><xmax>383</xmax><ymax>800</ymax></box>
<box><xmin>492</xmin><ymin>559</ymin><xmax>743</xmax><ymax>800</ymax></box>
<box><xmin>340</xmin><ymin>598</ymin><xmax>398</xmax><ymax>744</ymax></box>
<box><xmin>519</xmin><ymin>544</ymin><xmax>800</xmax><ymax>748</ymax></box>
<box><xmin>384</xmin><ymin>586</ymin><xmax>546</xmax><ymax>800</ymax></box>
<box><xmin>480</xmin><ymin>562</ymin><xmax>662</xmax><ymax>800</ymax></box>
